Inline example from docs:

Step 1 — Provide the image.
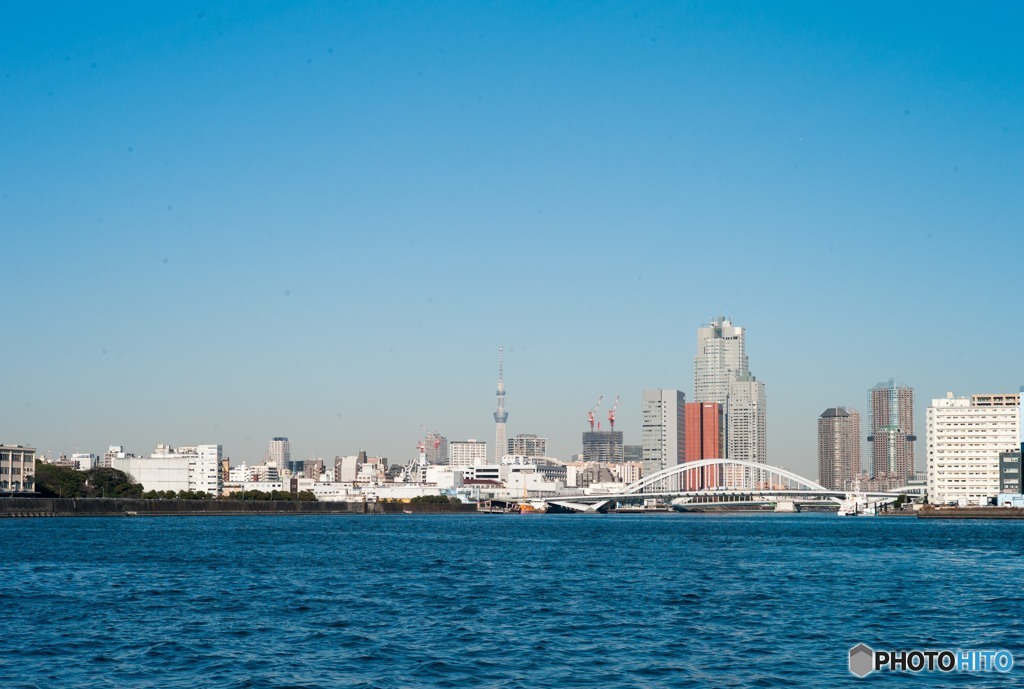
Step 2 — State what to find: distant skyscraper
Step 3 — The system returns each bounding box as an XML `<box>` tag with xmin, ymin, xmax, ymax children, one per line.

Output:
<box><xmin>507</xmin><ymin>434</ymin><xmax>547</xmax><ymax>458</ymax></box>
<box><xmin>493</xmin><ymin>347</ymin><xmax>508</xmax><ymax>463</ymax></box>
<box><xmin>641</xmin><ymin>389</ymin><xmax>685</xmax><ymax>484</ymax></box>
<box><xmin>868</xmin><ymin>380</ymin><xmax>915</xmax><ymax>480</ymax></box>
<box><xmin>817</xmin><ymin>407</ymin><xmax>861</xmax><ymax>490</ymax></box>
<box><xmin>623</xmin><ymin>444</ymin><xmax>643</xmax><ymax>463</ymax></box>
<box><xmin>694</xmin><ymin>317</ymin><xmax>767</xmax><ymax>485</ymax></box>
<box><xmin>684</xmin><ymin>402</ymin><xmax>724</xmax><ymax>490</ymax></box>
<box><xmin>266</xmin><ymin>437</ymin><xmax>290</xmax><ymax>469</ymax></box>
<box><xmin>726</xmin><ymin>374</ymin><xmax>767</xmax><ymax>486</ymax></box>
<box><xmin>694</xmin><ymin>316</ymin><xmax>748</xmax><ymax>405</ymax></box>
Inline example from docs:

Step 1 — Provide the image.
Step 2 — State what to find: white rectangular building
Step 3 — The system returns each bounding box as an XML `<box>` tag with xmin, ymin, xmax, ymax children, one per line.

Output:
<box><xmin>641</xmin><ymin>389</ymin><xmax>685</xmax><ymax>483</ymax></box>
<box><xmin>1</xmin><ymin>444</ymin><xmax>36</xmax><ymax>493</ymax></box>
<box><xmin>927</xmin><ymin>392</ymin><xmax>1021</xmax><ymax>505</ymax></box>
<box><xmin>449</xmin><ymin>440</ymin><xmax>487</xmax><ymax>467</ymax></box>
<box><xmin>113</xmin><ymin>443</ymin><xmax>223</xmax><ymax>496</ymax></box>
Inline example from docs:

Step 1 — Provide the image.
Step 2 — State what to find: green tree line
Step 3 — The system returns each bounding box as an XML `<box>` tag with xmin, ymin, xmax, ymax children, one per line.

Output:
<box><xmin>34</xmin><ymin>462</ymin><xmax>143</xmax><ymax>498</ymax></box>
<box><xmin>33</xmin><ymin>461</ymin><xmax>316</xmax><ymax>501</ymax></box>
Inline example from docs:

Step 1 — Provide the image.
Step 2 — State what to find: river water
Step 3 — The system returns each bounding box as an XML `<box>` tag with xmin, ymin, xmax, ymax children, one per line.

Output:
<box><xmin>1</xmin><ymin>513</ymin><xmax>1022</xmax><ymax>688</ymax></box>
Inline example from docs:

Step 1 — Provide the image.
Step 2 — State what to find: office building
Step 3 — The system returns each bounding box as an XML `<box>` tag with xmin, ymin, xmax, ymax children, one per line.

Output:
<box><xmin>1</xmin><ymin>444</ymin><xmax>36</xmax><ymax>492</ymax></box>
<box><xmin>112</xmin><ymin>443</ymin><xmax>223</xmax><ymax>496</ymax></box>
<box><xmin>817</xmin><ymin>407</ymin><xmax>861</xmax><ymax>490</ymax></box>
<box><xmin>694</xmin><ymin>317</ymin><xmax>768</xmax><ymax>486</ymax></box>
<box><xmin>726</xmin><ymin>374</ymin><xmax>767</xmax><ymax>486</ymax></box>
<box><xmin>926</xmin><ymin>393</ymin><xmax>1021</xmax><ymax>505</ymax></box>
<box><xmin>868</xmin><ymin>379</ymin><xmax>916</xmax><ymax>481</ymax></box>
<box><xmin>694</xmin><ymin>316</ymin><xmax>748</xmax><ymax>405</ymax></box>
<box><xmin>641</xmin><ymin>389</ymin><xmax>685</xmax><ymax>485</ymax></box>
<box><xmin>623</xmin><ymin>444</ymin><xmax>643</xmax><ymax>463</ymax></box>
<box><xmin>999</xmin><ymin>450</ymin><xmax>1022</xmax><ymax>494</ymax></box>
<box><xmin>684</xmin><ymin>402</ymin><xmax>724</xmax><ymax>490</ymax></box>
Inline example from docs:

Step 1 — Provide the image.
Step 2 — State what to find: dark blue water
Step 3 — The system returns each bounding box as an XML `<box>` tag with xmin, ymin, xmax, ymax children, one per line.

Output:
<box><xmin>1</xmin><ymin>513</ymin><xmax>1023</xmax><ymax>688</ymax></box>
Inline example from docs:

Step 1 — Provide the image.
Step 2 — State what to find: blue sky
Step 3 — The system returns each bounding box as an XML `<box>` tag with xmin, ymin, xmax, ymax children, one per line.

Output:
<box><xmin>2</xmin><ymin>2</ymin><xmax>1022</xmax><ymax>477</ymax></box>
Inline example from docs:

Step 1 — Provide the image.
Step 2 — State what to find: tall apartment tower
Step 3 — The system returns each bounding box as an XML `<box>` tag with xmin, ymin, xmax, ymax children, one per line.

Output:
<box><xmin>507</xmin><ymin>434</ymin><xmax>547</xmax><ymax>458</ymax></box>
<box><xmin>868</xmin><ymin>380</ymin><xmax>915</xmax><ymax>480</ymax></box>
<box><xmin>450</xmin><ymin>440</ymin><xmax>488</xmax><ymax>467</ymax></box>
<box><xmin>493</xmin><ymin>347</ymin><xmax>508</xmax><ymax>463</ymax></box>
<box><xmin>266</xmin><ymin>437</ymin><xmax>290</xmax><ymax>469</ymax></box>
<box><xmin>641</xmin><ymin>389</ymin><xmax>685</xmax><ymax>485</ymax></box>
<box><xmin>817</xmin><ymin>407</ymin><xmax>861</xmax><ymax>490</ymax></box>
<box><xmin>726</xmin><ymin>374</ymin><xmax>767</xmax><ymax>464</ymax></box>
<box><xmin>684</xmin><ymin>402</ymin><xmax>724</xmax><ymax>490</ymax></box>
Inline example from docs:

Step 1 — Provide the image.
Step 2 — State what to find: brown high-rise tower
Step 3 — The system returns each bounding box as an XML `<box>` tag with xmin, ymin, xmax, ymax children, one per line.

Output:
<box><xmin>818</xmin><ymin>407</ymin><xmax>861</xmax><ymax>490</ymax></box>
<box><xmin>868</xmin><ymin>379</ymin><xmax>915</xmax><ymax>481</ymax></box>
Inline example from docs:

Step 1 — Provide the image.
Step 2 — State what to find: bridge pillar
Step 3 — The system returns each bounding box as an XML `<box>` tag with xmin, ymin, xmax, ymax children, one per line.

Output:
<box><xmin>774</xmin><ymin>500</ymin><xmax>800</xmax><ymax>513</ymax></box>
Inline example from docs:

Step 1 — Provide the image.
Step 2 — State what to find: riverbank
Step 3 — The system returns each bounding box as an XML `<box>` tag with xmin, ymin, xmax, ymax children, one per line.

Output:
<box><xmin>917</xmin><ymin>507</ymin><xmax>1024</xmax><ymax>519</ymax></box>
<box><xmin>0</xmin><ymin>497</ymin><xmax>478</xmax><ymax>518</ymax></box>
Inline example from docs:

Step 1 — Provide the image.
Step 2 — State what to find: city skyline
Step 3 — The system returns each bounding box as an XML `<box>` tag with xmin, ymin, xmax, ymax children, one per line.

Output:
<box><xmin>3</xmin><ymin>4</ymin><xmax>1024</xmax><ymax>478</ymax></box>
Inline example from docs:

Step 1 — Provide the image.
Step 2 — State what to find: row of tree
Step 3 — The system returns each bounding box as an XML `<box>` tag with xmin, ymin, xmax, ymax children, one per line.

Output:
<box><xmin>35</xmin><ymin>462</ymin><xmax>143</xmax><ymax>499</ymax></box>
<box><xmin>33</xmin><ymin>461</ymin><xmax>316</xmax><ymax>501</ymax></box>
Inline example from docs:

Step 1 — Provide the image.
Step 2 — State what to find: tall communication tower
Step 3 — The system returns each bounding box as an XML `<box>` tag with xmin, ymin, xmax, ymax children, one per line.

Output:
<box><xmin>493</xmin><ymin>346</ymin><xmax>508</xmax><ymax>462</ymax></box>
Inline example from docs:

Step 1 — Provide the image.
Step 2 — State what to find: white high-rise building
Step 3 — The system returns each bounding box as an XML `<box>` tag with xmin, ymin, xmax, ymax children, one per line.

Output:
<box><xmin>266</xmin><ymin>437</ymin><xmax>290</xmax><ymax>471</ymax></box>
<box><xmin>727</xmin><ymin>374</ymin><xmax>767</xmax><ymax>464</ymax></box>
<box><xmin>641</xmin><ymin>389</ymin><xmax>686</xmax><ymax>484</ymax></box>
<box><xmin>694</xmin><ymin>317</ymin><xmax>767</xmax><ymax>485</ymax></box>
<box><xmin>450</xmin><ymin>440</ymin><xmax>488</xmax><ymax>467</ymax></box>
<box><xmin>694</xmin><ymin>317</ymin><xmax>748</xmax><ymax>405</ymax></box>
<box><xmin>725</xmin><ymin>374</ymin><xmax>767</xmax><ymax>487</ymax></box>
<box><xmin>927</xmin><ymin>392</ymin><xmax>1021</xmax><ymax>505</ymax></box>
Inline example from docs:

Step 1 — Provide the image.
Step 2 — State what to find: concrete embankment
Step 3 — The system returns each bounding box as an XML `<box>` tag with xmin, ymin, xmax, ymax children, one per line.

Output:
<box><xmin>917</xmin><ymin>507</ymin><xmax>1024</xmax><ymax>519</ymax></box>
<box><xmin>0</xmin><ymin>497</ymin><xmax>478</xmax><ymax>518</ymax></box>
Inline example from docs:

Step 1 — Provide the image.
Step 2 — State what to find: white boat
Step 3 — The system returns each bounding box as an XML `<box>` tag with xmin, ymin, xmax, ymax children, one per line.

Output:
<box><xmin>837</xmin><ymin>478</ymin><xmax>874</xmax><ymax>517</ymax></box>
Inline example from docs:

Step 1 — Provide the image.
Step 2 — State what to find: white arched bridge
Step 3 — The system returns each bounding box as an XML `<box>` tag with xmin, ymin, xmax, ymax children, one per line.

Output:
<box><xmin>544</xmin><ymin>458</ymin><xmax>921</xmax><ymax>513</ymax></box>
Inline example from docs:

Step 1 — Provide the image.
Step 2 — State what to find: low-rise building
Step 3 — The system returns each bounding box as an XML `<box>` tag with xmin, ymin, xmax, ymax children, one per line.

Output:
<box><xmin>1</xmin><ymin>444</ymin><xmax>36</xmax><ymax>493</ymax></box>
<box><xmin>113</xmin><ymin>443</ymin><xmax>223</xmax><ymax>496</ymax></box>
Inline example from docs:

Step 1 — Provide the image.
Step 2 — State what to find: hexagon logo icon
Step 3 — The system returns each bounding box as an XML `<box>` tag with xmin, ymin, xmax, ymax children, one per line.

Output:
<box><xmin>849</xmin><ymin>644</ymin><xmax>875</xmax><ymax>678</ymax></box>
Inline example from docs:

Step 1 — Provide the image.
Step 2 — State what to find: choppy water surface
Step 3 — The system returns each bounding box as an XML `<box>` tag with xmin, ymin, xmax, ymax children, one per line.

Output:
<box><xmin>2</xmin><ymin>513</ymin><xmax>1023</xmax><ymax>688</ymax></box>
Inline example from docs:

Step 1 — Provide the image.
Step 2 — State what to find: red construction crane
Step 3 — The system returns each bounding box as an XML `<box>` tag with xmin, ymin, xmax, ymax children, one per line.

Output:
<box><xmin>608</xmin><ymin>395</ymin><xmax>620</xmax><ymax>431</ymax></box>
<box><xmin>587</xmin><ymin>395</ymin><xmax>603</xmax><ymax>431</ymax></box>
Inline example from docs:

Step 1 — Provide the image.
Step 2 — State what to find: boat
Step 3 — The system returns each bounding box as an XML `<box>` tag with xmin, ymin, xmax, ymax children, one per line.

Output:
<box><xmin>518</xmin><ymin>499</ymin><xmax>547</xmax><ymax>514</ymax></box>
<box><xmin>837</xmin><ymin>478</ymin><xmax>875</xmax><ymax>516</ymax></box>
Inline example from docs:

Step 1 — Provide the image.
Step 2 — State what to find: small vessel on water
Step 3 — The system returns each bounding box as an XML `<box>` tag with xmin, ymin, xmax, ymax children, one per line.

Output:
<box><xmin>516</xmin><ymin>482</ymin><xmax>547</xmax><ymax>514</ymax></box>
<box><xmin>518</xmin><ymin>500</ymin><xmax>547</xmax><ymax>514</ymax></box>
<box><xmin>837</xmin><ymin>478</ymin><xmax>875</xmax><ymax>516</ymax></box>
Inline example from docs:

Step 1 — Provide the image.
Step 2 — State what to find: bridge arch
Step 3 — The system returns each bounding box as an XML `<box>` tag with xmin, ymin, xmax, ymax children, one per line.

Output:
<box><xmin>623</xmin><ymin>458</ymin><xmax>828</xmax><ymax>495</ymax></box>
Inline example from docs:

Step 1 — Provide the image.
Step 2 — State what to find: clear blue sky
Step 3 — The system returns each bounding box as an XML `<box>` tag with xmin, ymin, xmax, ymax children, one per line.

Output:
<box><xmin>3</xmin><ymin>2</ymin><xmax>1022</xmax><ymax>477</ymax></box>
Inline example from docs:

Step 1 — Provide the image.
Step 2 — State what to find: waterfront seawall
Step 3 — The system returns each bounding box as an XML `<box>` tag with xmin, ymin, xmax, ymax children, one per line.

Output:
<box><xmin>0</xmin><ymin>497</ymin><xmax>478</xmax><ymax>518</ymax></box>
<box><xmin>917</xmin><ymin>507</ymin><xmax>1024</xmax><ymax>519</ymax></box>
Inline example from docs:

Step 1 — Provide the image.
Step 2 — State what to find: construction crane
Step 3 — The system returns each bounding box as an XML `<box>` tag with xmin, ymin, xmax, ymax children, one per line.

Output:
<box><xmin>608</xmin><ymin>395</ymin><xmax>620</xmax><ymax>431</ymax></box>
<box><xmin>587</xmin><ymin>395</ymin><xmax>603</xmax><ymax>431</ymax></box>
